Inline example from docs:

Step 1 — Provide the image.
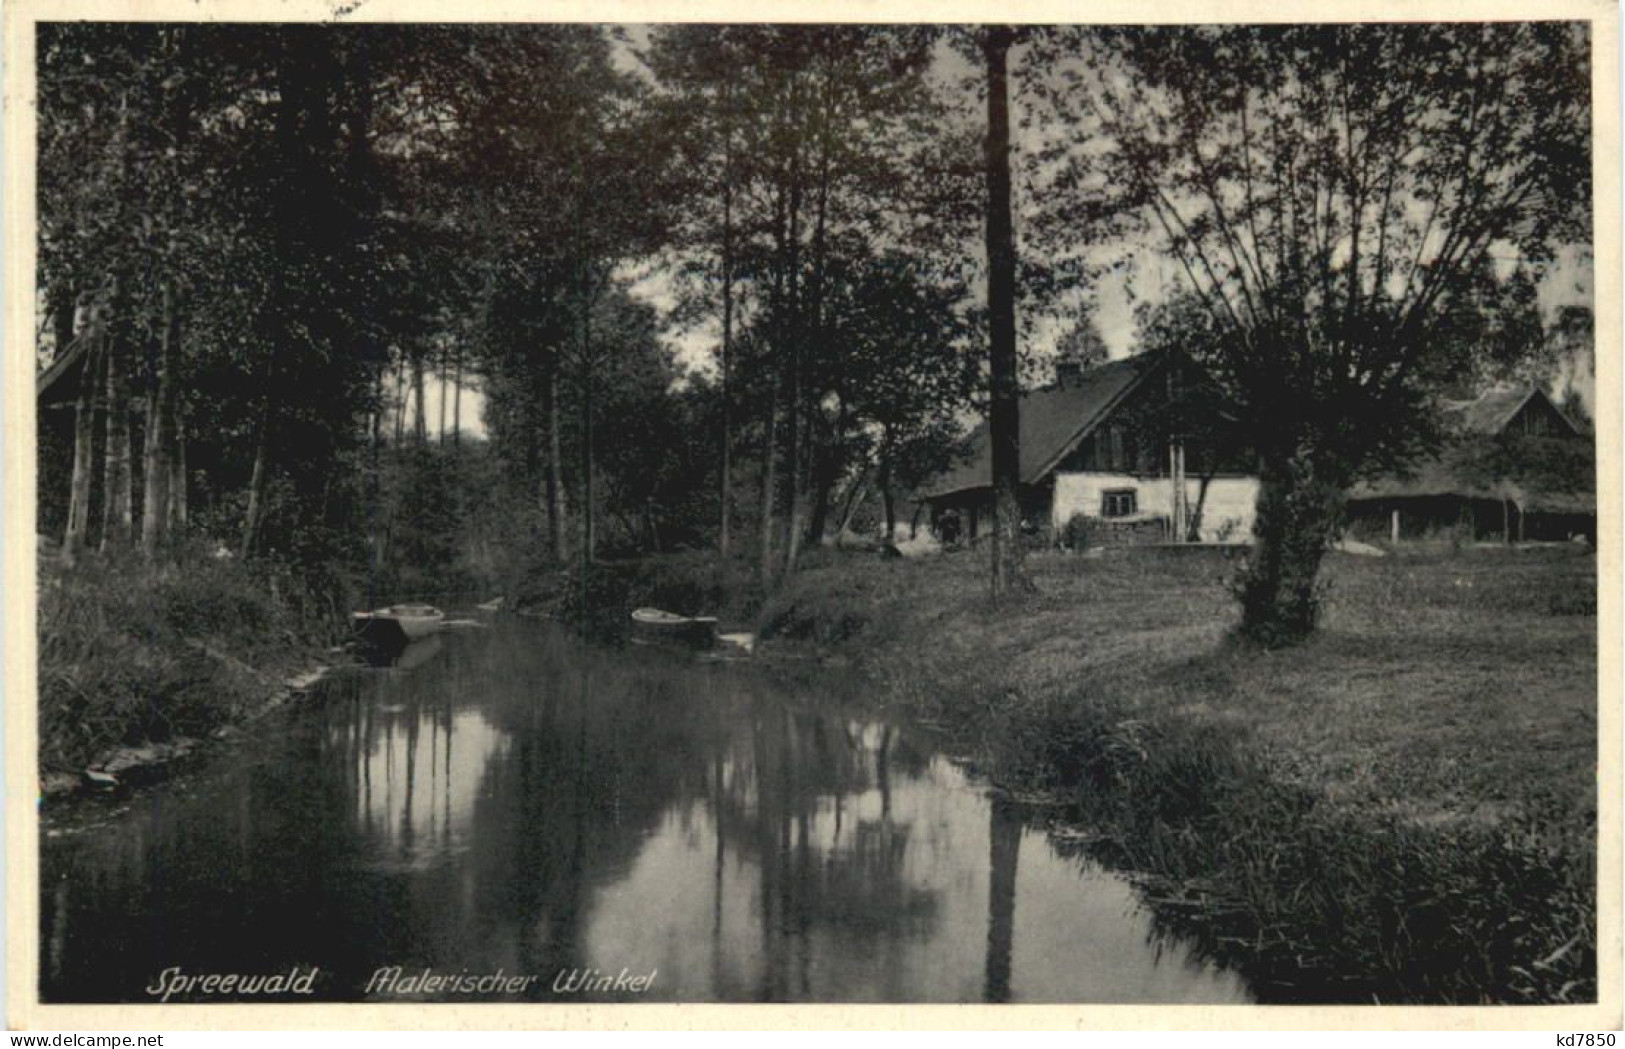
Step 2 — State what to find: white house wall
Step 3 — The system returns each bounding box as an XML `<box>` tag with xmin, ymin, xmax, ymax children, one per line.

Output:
<box><xmin>1051</xmin><ymin>473</ymin><xmax>1259</xmax><ymax>543</ymax></box>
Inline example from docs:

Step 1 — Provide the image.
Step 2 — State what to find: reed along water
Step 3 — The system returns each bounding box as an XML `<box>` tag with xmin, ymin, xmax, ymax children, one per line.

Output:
<box><xmin>40</xmin><ymin>619</ymin><xmax>1248</xmax><ymax>1004</ymax></box>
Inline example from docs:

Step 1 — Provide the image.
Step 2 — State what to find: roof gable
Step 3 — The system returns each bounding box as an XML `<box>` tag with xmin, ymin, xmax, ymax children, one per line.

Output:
<box><xmin>922</xmin><ymin>354</ymin><xmax>1160</xmax><ymax>499</ymax></box>
<box><xmin>1444</xmin><ymin>385</ymin><xmax>1580</xmax><ymax>438</ymax></box>
<box><xmin>37</xmin><ymin>332</ymin><xmax>93</xmax><ymax>407</ymax></box>
<box><xmin>1351</xmin><ymin>387</ymin><xmax>1593</xmax><ymax>512</ymax></box>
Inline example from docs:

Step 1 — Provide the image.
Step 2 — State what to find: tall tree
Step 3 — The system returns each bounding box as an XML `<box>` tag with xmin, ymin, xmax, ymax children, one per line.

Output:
<box><xmin>60</xmin><ymin>314</ymin><xmax>102</xmax><ymax>564</ymax></box>
<box><xmin>557</xmin><ymin>71</ymin><xmax>678</xmax><ymax>577</ymax></box>
<box><xmin>647</xmin><ymin>25</ymin><xmax>965</xmax><ymax>580</ymax></box>
<box><xmin>97</xmin><ymin>272</ymin><xmax>134</xmax><ymax>552</ymax></box>
<box><xmin>442</xmin><ymin>27</ymin><xmax>680</xmax><ymax>583</ymax></box>
<box><xmin>825</xmin><ymin>256</ymin><xmax>975</xmax><ymax>540</ymax></box>
<box><xmin>982</xmin><ymin>26</ymin><xmax>1028</xmax><ymax>600</ymax></box>
<box><xmin>717</xmin><ymin>72</ymin><xmax>738</xmax><ymax>561</ymax></box>
<box><xmin>645</xmin><ymin>28</ymin><xmax>749</xmax><ymax>561</ymax></box>
<box><xmin>140</xmin><ymin>280</ymin><xmax>180</xmax><ymax>554</ymax></box>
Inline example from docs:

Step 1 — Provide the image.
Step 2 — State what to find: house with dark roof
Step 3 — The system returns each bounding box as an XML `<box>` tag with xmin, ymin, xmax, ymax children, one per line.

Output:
<box><xmin>36</xmin><ymin>328</ymin><xmax>95</xmax><ymax>410</ymax></box>
<box><xmin>919</xmin><ymin>352</ymin><xmax>1258</xmax><ymax>545</ymax></box>
<box><xmin>1346</xmin><ymin>385</ymin><xmax>1594</xmax><ymax>543</ymax></box>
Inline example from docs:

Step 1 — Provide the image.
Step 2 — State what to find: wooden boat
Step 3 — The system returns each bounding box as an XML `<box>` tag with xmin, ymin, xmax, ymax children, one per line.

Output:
<box><xmin>352</xmin><ymin>603</ymin><xmax>446</xmax><ymax>647</ymax></box>
<box><xmin>630</xmin><ymin>607</ymin><xmax>718</xmax><ymax>649</ymax></box>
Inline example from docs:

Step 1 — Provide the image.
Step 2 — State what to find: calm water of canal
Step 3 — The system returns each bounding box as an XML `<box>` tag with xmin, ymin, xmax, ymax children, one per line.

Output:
<box><xmin>40</xmin><ymin>620</ymin><xmax>1248</xmax><ymax>1005</ymax></box>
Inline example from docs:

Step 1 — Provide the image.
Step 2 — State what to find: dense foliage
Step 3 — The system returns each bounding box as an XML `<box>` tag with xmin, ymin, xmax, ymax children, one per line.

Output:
<box><xmin>37</xmin><ymin>21</ymin><xmax>1590</xmax><ymax>636</ymax></box>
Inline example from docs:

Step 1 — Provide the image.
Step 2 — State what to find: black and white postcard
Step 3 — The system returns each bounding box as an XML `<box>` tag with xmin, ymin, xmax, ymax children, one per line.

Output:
<box><xmin>5</xmin><ymin>0</ymin><xmax>1619</xmax><ymax>1031</ymax></box>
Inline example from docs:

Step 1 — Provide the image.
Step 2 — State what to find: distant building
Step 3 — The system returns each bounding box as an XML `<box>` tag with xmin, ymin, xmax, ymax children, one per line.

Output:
<box><xmin>35</xmin><ymin>327</ymin><xmax>100</xmax><ymax>541</ymax></box>
<box><xmin>918</xmin><ymin>352</ymin><xmax>1258</xmax><ymax>546</ymax></box>
<box><xmin>1346</xmin><ymin>386</ymin><xmax>1594</xmax><ymax>543</ymax></box>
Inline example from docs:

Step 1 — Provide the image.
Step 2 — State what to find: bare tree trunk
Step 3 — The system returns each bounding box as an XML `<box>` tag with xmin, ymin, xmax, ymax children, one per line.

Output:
<box><xmin>1239</xmin><ymin>449</ymin><xmax>1345</xmax><ymax>646</ymax></box>
<box><xmin>393</xmin><ymin>361</ymin><xmax>407</xmax><ymax>445</ymax></box>
<box><xmin>578</xmin><ymin>280</ymin><xmax>596</xmax><ymax>573</ymax></box>
<box><xmin>645</xmin><ymin>501</ymin><xmax>662</xmax><ymax>554</ymax></box>
<box><xmin>437</xmin><ymin>340</ymin><xmax>449</xmax><ymax>446</ymax></box>
<box><xmin>142</xmin><ymin>384</ymin><xmax>167</xmax><ymax>555</ymax></box>
<box><xmin>759</xmin><ymin>178</ymin><xmax>789</xmax><ymax>591</ymax></box>
<box><xmin>983</xmin><ymin>27</ymin><xmax>1028</xmax><ymax>600</ymax></box>
<box><xmin>781</xmin><ymin>139</ymin><xmax>807</xmax><ymax>576</ymax></box>
<box><xmin>782</xmin><ymin>363</ymin><xmax>806</xmax><ymax>572</ymax></box>
<box><xmin>412</xmin><ymin>344</ymin><xmax>427</xmax><ymax>447</ymax></box>
<box><xmin>834</xmin><ymin>464</ymin><xmax>871</xmax><ymax>541</ymax></box>
<box><xmin>718</xmin><ymin>73</ymin><xmax>737</xmax><ymax>562</ymax></box>
<box><xmin>141</xmin><ymin>282</ymin><xmax>180</xmax><ymax>556</ymax></box>
<box><xmin>803</xmin><ymin>446</ymin><xmax>838</xmax><ymax>548</ymax></box>
<box><xmin>62</xmin><ymin>330</ymin><xmax>101</xmax><ymax>565</ymax></box>
<box><xmin>544</xmin><ymin>359</ymin><xmax>567</xmax><ymax>564</ymax></box>
<box><xmin>1187</xmin><ymin>471</ymin><xmax>1215</xmax><ymax>542</ymax></box>
<box><xmin>787</xmin><ymin>77</ymin><xmax>836</xmax><ymax>571</ymax></box>
<box><xmin>168</xmin><ymin>425</ymin><xmax>187</xmax><ymax>537</ymax></box>
<box><xmin>581</xmin><ymin>385</ymin><xmax>594</xmax><ymax>568</ymax></box>
<box><xmin>758</xmin><ymin>371</ymin><xmax>780</xmax><ymax>591</ymax></box>
<box><xmin>240</xmin><ymin>403</ymin><xmax>270</xmax><ymax>558</ymax></box>
<box><xmin>99</xmin><ymin>276</ymin><xmax>134</xmax><ymax>553</ymax></box>
<box><xmin>880</xmin><ymin>449</ymin><xmax>897</xmax><ymax>543</ymax></box>
<box><xmin>451</xmin><ymin>343</ymin><xmax>462</xmax><ymax>447</ymax></box>
<box><xmin>368</xmin><ymin>357</ymin><xmax>385</xmax><ymax>575</ymax></box>
<box><xmin>371</xmin><ymin>360</ymin><xmax>402</xmax><ymax>572</ymax></box>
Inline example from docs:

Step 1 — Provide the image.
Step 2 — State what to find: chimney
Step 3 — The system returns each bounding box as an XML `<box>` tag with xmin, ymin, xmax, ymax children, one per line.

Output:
<box><xmin>1055</xmin><ymin>359</ymin><xmax>1083</xmax><ymax>389</ymax></box>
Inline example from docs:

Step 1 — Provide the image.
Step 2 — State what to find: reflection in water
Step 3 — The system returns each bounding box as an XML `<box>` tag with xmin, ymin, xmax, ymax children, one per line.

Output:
<box><xmin>985</xmin><ymin>798</ymin><xmax>1021</xmax><ymax>1004</ymax></box>
<box><xmin>342</xmin><ymin>699</ymin><xmax>505</xmax><ymax>870</ymax></box>
<box><xmin>40</xmin><ymin>622</ymin><xmax>1248</xmax><ymax>1004</ymax></box>
<box><xmin>358</xmin><ymin>633</ymin><xmax>445</xmax><ymax>670</ymax></box>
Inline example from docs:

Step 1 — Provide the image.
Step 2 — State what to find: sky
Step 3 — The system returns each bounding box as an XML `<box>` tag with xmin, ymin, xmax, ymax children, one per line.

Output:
<box><xmin>423</xmin><ymin>238</ymin><xmax>1596</xmax><ymax>442</ymax></box>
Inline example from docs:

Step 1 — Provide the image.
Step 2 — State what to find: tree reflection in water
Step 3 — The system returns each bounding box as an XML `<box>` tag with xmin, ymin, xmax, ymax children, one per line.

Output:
<box><xmin>984</xmin><ymin>796</ymin><xmax>1022</xmax><ymax>1003</ymax></box>
<box><xmin>40</xmin><ymin>621</ymin><xmax>1248</xmax><ymax>1004</ymax></box>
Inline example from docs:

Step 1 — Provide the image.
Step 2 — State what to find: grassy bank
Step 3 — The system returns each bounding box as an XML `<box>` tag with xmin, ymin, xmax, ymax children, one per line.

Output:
<box><xmin>755</xmin><ymin>543</ymin><xmax>1598</xmax><ymax>1004</ymax></box>
<box><xmin>37</xmin><ymin>546</ymin><xmax>341</xmax><ymax>778</ymax></box>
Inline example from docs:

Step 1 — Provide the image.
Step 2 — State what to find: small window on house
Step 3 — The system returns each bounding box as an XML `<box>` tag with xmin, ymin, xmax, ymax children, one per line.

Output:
<box><xmin>1101</xmin><ymin>489</ymin><xmax>1138</xmax><ymax>518</ymax></box>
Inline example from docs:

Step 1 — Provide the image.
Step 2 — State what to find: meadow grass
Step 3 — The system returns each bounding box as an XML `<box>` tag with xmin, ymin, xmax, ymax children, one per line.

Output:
<box><xmin>756</xmin><ymin>542</ymin><xmax>1598</xmax><ymax>1003</ymax></box>
<box><xmin>37</xmin><ymin>547</ymin><xmax>330</xmax><ymax>774</ymax></box>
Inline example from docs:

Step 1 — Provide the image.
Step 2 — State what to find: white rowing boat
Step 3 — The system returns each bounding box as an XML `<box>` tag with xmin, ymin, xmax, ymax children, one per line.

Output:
<box><xmin>630</xmin><ymin>607</ymin><xmax>718</xmax><ymax>648</ymax></box>
<box><xmin>352</xmin><ymin>604</ymin><xmax>446</xmax><ymax>646</ymax></box>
